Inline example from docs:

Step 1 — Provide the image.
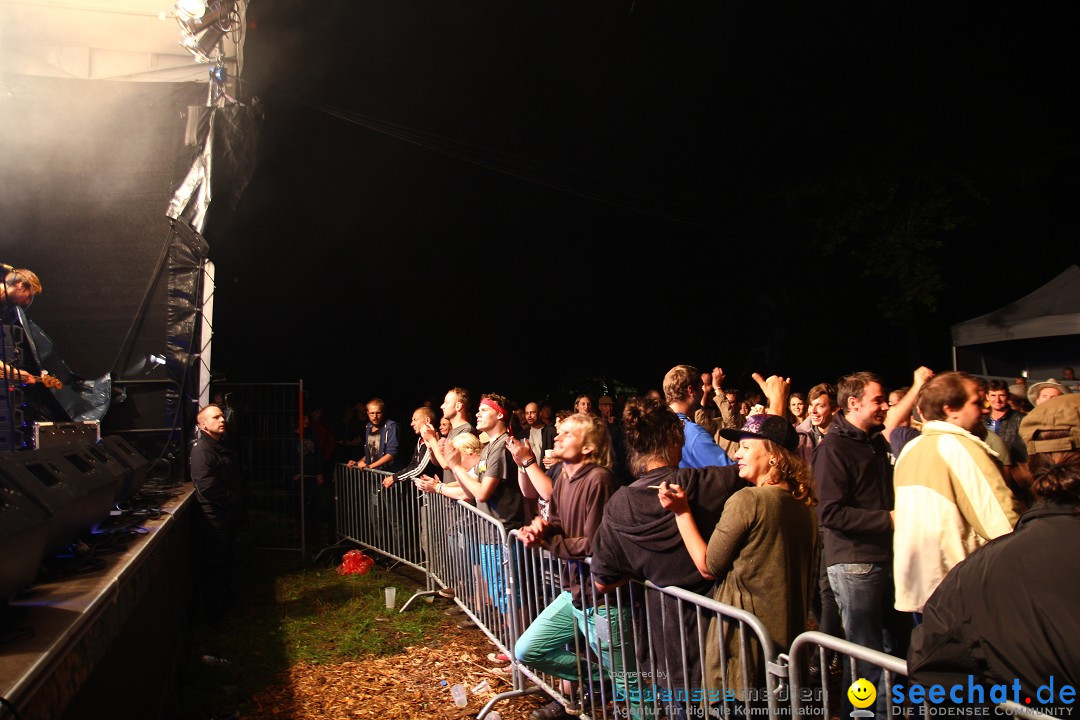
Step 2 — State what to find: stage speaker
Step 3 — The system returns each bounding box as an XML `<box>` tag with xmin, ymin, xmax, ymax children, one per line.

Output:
<box><xmin>0</xmin><ymin>450</ymin><xmax>96</xmax><ymax>554</ymax></box>
<box><xmin>46</xmin><ymin>442</ymin><xmax>125</xmax><ymax>510</ymax></box>
<box><xmin>97</xmin><ymin>435</ymin><xmax>151</xmax><ymax>500</ymax></box>
<box><xmin>0</xmin><ymin>472</ymin><xmax>49</xmax><ymax>601</ymax></box>
<box><xmin>81</xmin><ymin>441</ymin><xmax>133</xmax><ymax>503</ymax></box>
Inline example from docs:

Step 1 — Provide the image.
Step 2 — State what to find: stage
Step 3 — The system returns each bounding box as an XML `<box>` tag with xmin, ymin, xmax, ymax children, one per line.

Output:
<box><xmin>0</xmin><ymin>486</ymin><xmax>194</xmax><ymax>720</ymax></box>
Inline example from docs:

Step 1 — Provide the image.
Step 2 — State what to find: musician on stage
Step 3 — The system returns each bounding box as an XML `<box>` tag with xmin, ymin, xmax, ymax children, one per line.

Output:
<box><xmin>0</xmin><ymin>266</ymin><xmax>41</xmax><ymax>312</ymax></box>
<box><xmin>1</xmin><ymin>265</ymin><xmax>44</xmax><ymax>386</ymax></box>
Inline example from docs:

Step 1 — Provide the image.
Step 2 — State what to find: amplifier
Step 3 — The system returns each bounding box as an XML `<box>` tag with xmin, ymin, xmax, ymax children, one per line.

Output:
<box><xmin>32</xmin><ymin>420</ymin><xmax>101</xmax><ymax>449</ymax></box>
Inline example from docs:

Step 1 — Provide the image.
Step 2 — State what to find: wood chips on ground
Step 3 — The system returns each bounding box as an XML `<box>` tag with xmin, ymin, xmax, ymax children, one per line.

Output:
<box><xmin>246</xmin><ymin>621</ymin><xmax>545</xmax><ymax>719</ymax></box>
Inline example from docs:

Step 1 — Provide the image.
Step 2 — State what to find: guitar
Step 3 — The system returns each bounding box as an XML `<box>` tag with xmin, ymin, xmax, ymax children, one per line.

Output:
<box><xmin>0</xmin><ymin>364</ymin><xmax>63</xmax><ymax>389</ymax></box>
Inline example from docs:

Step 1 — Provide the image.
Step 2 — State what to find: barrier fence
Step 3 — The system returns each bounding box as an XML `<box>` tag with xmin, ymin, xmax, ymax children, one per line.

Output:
<box><xmin>211</xmin><ymin>382</ymin><xmax>305</xmax><ymax>552</ymax></box>
<box><xmin>332</xmin><ymin>464</ymin><xmax>1058</xmax><ymax>720</ymax></box>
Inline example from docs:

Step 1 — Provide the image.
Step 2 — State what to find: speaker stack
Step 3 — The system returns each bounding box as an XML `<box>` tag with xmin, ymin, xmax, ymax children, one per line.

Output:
<box><xmin>0</xmin><ymin>467</ymin><xmax>49</xmax><ymax>602</ymax></box>
<box><xmin>0</xmin><ymin>443</ymin><xmax>116</xmax><ymax>555</ymax></box>
<box><xmin>96</xmin><ymin>435</ymin><xmax>151</xmax><ymax>501</ymax></box>
<box><xmin>0</xmin><ymin>435</ymin><xmax>155</xmax><ymax>600</ymax></box>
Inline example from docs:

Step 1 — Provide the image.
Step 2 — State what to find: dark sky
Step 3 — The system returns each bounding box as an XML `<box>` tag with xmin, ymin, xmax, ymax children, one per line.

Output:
<box><xmin>205</xmin><ymin>2</ymin><xmax>1080</xmax><ymax>414</ymax></box>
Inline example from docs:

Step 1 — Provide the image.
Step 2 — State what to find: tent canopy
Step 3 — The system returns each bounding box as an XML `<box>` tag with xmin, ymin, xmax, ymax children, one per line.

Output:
<box><xmin>952</xmin><ymin>265</ymin><xmax>1080</xmax><ymax>348</ymax></box>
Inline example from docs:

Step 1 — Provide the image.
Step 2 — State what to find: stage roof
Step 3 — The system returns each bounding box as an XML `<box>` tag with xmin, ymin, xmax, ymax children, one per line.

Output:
<box><xmin>0</xmin><ymin>0</ymin><xmax>243</xmax><ymax>82</ymax></box>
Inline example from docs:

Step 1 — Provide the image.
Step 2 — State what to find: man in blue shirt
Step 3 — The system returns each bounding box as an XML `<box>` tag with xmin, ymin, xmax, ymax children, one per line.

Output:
<box><xmin>347</xmin><ymin>397</ymin><xmax>401</xmax><ymax>471</ymax></box>
<box><xmin>663</xmin><ymin>364</ymin><xmax>788</xmax><ymax>469</ymax></box>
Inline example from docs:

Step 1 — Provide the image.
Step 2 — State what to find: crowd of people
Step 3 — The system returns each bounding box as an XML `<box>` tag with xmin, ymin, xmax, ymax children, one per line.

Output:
<box><xmin>191</xmin><ymin>363</ymin><xmax>1079</xmax><ymax>717</ymax></box>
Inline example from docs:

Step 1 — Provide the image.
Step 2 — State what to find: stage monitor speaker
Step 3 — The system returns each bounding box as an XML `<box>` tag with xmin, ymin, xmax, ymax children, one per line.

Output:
<box><xmin>98</xmin><ymin>435</ymin><xmax>151</xmax><ymax>499</ymax></box>
<box><xmin>45</xmin><ymin>442</ymin><xmax>125</xmax><ymax>512</ymax></box>
<box><xmin>0</xmin><ymin>472</ymin><xmax>50</xmax><ymax>601</ymax></box>
<box><xmin>0</xmin><ymin>450</ymin><xmax>91</xmax><ymax>554</ymax></box>
<box><xmin>81</xmin><ymin>441</ymin><xmax>133</xmax><ymax>503</ymax></box>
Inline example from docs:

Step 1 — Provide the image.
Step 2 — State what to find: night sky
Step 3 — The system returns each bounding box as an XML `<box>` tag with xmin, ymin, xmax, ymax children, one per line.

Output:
<box><xmin>204</xmin><ymin>2</ymin><xmax>1080</xmax><ymax>415</ymax></box>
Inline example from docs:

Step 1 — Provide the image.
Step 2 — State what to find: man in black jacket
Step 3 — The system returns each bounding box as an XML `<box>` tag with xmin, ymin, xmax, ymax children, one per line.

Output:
<box><xmin>812</xmin><ymin>371</ymin><xmax>900</xmax><ymax>714</ymax></box>
<box><xmin>190</xmin><ymin>403</ymin><xmax>246</xmax><ymax>618</ymax></box>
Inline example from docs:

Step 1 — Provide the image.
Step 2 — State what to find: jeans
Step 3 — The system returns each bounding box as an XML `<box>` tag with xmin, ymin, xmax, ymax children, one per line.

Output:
<box><xmin>515</xmin><ymin>591</ymin><xmax>649</xmax><ymax>719</ymax></box>
<box><xmin>478</xmin><ymin>542</ymin><xmax>516</xmax><ymax>614</ymax></box>
<box><xmin>827</xmin><ymin>562</ymin><xmax>891</xmax><ymax>716</ymax></box>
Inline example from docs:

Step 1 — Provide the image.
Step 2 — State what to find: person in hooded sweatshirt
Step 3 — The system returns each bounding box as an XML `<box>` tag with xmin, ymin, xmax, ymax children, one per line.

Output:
<box><xmin>590</xmin><ymin>396</ymin><xmax>750</xmax><ymax>716</ymax></box>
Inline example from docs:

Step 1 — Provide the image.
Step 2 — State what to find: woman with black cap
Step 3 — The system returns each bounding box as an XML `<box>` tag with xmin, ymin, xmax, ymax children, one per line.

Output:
<box><xmin>658</xmin><ymin>413</ymin><xmax>819</xmax><ymax>699</ymax></box>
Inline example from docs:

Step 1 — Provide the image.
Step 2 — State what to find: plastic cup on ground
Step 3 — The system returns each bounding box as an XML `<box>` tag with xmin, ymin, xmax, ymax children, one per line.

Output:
<box><xmin>451</xmin><ymin>683</ymin><xmax>467</xmax><ymax>707</ymax></box>
<box><xmin>472</xmin><ymin>679</ymin><xmax>490</xmax><ymax>694</ymax></box>
<box><xmin>384</xmin><ymin>586</ymin><xmax>397</xmax><ymax>609</ymax></box>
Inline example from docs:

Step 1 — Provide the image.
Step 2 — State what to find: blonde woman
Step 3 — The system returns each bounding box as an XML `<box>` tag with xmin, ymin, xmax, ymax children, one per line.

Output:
<box><xmin>659</xmin><ymin>414</ymin><xmax>818</xmax><ymax>700</ymax></box>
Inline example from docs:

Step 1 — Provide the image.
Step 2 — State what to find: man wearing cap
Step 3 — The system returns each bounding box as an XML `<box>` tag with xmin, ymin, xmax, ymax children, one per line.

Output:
<box><xmin>892</xmin><ymin>372</ymin><xmax>1020</xmax><ymax>623</ymax></box>
<box><xmin>908</xmin><ymin>393</ymin><xmax>1080</xmax><ymax>706</ymax></box>
<box><xmin>1028</xmin><ymin>378</ymin><xmax>1072</xmax><ymax>407</ymax></box>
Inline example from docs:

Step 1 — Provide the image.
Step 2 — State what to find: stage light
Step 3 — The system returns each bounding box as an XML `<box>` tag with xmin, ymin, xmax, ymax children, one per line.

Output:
<box><xmin>176</xmin><ymin>0</ymin><xmax>235</xmax><ymax>63</ymax></box>
<box><xmin>184</xmin><ymin>3</ymin><xmax>232</xmax><ymax>35</ymax></box>
<box><xmin>210</xmin><ymin>66</ymin><xmax>227</xmax><ymax>85</ymax></box>
<box><xmin>175</xmin><ymin>0</ymin><xmax>207</xmax><ymax>23</ymax></box>
<box><xmin>196</xmin><ymin>27</ymin><xmax>226</xmax><ymax>60</ymax></box>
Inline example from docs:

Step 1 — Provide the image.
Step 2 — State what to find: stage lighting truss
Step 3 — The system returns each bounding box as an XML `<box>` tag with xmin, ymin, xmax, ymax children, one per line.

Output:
<box><xmin>175</xmin><ymin>0</ymin><xmax>239</xmax><ymax>64</ymax></box>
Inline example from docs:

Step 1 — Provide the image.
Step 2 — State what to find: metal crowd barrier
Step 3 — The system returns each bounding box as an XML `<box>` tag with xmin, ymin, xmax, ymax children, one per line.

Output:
<box><xmin>331</xmin><ymin>470</ymin><xmax>1062</xmax><ymax>720</ymax></box>
<box><xmin>421</xmin><ymin>490</ymin><xmax>521</xmax><ymax>670</ymax></box>
<box><xmin>497</xmin><ymin>531</ymin><xmax>782</xmax><ymax>720</ymax></box>
<box><xmin>783</xmin><ymin>631</ymin><xmax>1060</xmax><ymax>720</ymax></box>
<box><xmin>334</xmin><ymin>465</ymin><xmax>426</xmax><ymax>572</ymax></box>
<box><xmin>786</xmin><ymin>630</ymin><xmax>907</xmax><ymax>717</ymax></box>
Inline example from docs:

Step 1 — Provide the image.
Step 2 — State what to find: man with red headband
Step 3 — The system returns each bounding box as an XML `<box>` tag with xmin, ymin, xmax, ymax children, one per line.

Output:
<box><xmin>439</xmin><ymin>392</ymin><xmax>526</xmax><ymax>613</ymax></box>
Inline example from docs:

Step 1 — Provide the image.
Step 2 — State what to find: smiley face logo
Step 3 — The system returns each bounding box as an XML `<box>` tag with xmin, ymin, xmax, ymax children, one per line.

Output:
<box><xmin>847</xmin><ymin>678</ymin><xmax>876</xmax><ymax>709</ymax></box>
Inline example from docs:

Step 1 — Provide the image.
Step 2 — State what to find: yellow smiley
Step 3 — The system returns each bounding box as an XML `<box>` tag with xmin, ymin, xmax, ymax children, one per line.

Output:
<box><xmin>848</xmin><ymin>678</ymin><xmax>876</xmax><ymax>709</ymax></box>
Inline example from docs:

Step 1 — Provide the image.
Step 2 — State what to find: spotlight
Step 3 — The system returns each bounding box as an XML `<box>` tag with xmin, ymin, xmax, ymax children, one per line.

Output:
<box><xmin>196</xmin><ymin>27</ymin><xmax>226</xmax><ymax>59</ymax></box>
<box><xmin>175</xmin><ymin>0</ymin><xmax>207</xmax><ymax>22</ymax></box>
<box><xmin>176</xmin><ymin>0</ymin><xmax>235</xmax><ymax>63</ymax></box>
<box><xmin>210</xmin><ymin>66</ymin><xmax>228</xmax><ymax>84</ymax></box>
<box><xmin>184</xmin><ymin>3</ymin><xmax>232</xmax><ymax>35</ymax></box>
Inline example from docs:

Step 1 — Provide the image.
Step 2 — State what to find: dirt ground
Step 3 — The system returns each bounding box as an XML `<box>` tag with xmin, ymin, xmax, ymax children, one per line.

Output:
<box><xmin>246</xmin><ymin>619</ymin><xmax>546</xmax><ymax>720</ymax></box>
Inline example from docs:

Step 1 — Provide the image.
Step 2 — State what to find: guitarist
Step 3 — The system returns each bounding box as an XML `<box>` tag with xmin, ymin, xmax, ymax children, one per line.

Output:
<box><xmin>0</xmin><ymin>265</ymin><xmax>66</xmax><ymax>424</ymax></box>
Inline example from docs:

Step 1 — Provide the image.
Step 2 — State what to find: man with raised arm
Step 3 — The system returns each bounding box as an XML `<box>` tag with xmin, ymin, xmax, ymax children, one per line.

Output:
<box><xmin>664</xmin><ymin>364</ymin><xmax>788</xmax><ymax>469</ymax></box>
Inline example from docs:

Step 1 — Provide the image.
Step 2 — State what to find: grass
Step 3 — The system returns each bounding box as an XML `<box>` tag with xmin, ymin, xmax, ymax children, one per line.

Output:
<box><xmin>174</xmin><ymin>540</ymin><xmax>442</xmax><ymax>719</ymax></box>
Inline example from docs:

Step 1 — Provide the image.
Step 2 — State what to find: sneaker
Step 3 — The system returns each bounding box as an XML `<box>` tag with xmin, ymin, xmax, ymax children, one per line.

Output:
<box><xmin>828</xmin><ymin>653</ymin><xmax>843</xmax><ymax>677</ymax></box>
<box><xmin>491</xmin><ymin>664</ymin><xmax>515</xmax><ymax>676</ymax></box>
<box><xmin>530</xmin><ymin>698</ymin><xmax>572</xmax><ymax>720</ymax></box>
<box><xmin>443</xmin><ymin>606</ymin><xmax>466</xmax><ymax>617</ymax></box>
<box><xmin>455</xmin><ymin>618</ymin><xmax>476</xmax><ymax>629</ymax></box>
<box><xmin>487</xmin><ymin>652</ymin><xmax>511</xmax><ymax>663</ymax></box>
<box><xmin>437</xmin><ymin>587</ymin><xmax>455</xmax><ymax>598</ymax></box>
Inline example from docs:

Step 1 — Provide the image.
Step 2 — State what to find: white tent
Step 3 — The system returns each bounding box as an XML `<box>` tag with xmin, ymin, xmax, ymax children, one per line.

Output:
<box><xmin>952</xmin><ymin>265</ymin><xmax>1080</xmax><ymax>376</ymax></box>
